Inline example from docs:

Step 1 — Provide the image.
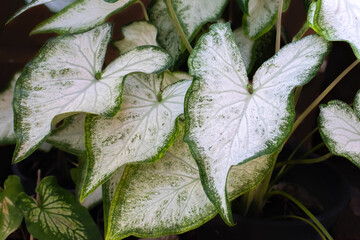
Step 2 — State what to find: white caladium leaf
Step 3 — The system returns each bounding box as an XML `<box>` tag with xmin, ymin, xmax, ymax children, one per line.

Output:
<box><xmin>47</xmin><ymin>114</ymin><xmax>86</xmax><ymax>156</ymax></box>
<box><xmin>237</xmin><ymin>0</ymin><xmax>250</xmax><ymax>14</ymax></box>
<box><xmin>113</xmin><ymin>21</ymin><xmax>158</xmax><ymax>53</ymax></box>
<box><xmin>319</xmin><ymin>91</ymin><xmax>360</xmax><ymax>168</ymax></box>
<box><xmin>185</xmin><ymin>23</ymin><xmax>330</xmax><ymax>224</ymax></box>
<box><xmin>161</xmin><ymin>71</ymin><xmax>193</xmax><ymax>90</ymax></box>
<box><xmin>233</xmin><ymin>27</ymin><xmax>255</xmax><ymax>72</ymax></box>
<box><xmin>82</xmin><ymin>73</ymin><xmax>191</xmax><ymax>199</ymax></box>
<box><xmin>0</xmin><ymin>73</ymin><xmax>20</xmax><ymax>144</ymax></box>
<box><xmin>41</xmin><ymin>0</ymin><xmax>76</xmax><ymax>12</ymax></box>
<box><xmin>307</xmin><ymin>0</ymin><xmax>360</xmax><ymax>59</ymax></box>
<box><xmin>149</xmin><ymin>0</ymin><xmax>228</xmax><ymax>62</ymax></box>
<box><xmin>8</xmin><ymin>0</ymin><xmax>57</xmax><ymax>23</ymax></box>
<box><xmin>13</xmin><ymin>23</ymin><xmax>172</xmax><ymax>163</ymax></box>
<box><xmin>243</xmin><ymin>0</ymin><xmax>290</xmax><ymax>39</ymax></box>
<box><xmin>16</xmin><ymin>176</ymin><xmax>102</xmax><ymax>240</ymax></box>
<box><xmin>30</xmin><ymin>0</ymin><xmax>136</xmax><ymax>35</ymax></box>
<box><xmin>106</xmin><ymin>122</ymin><xmax>275</xmax><ymax>239</ymax></box>
<box><xmin>0</xmin><ymin>176</ymin><xmax>24</xmax><ymax>240</ymax></box>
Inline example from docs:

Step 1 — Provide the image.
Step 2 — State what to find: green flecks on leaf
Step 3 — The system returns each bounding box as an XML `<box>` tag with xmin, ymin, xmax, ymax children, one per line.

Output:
<box><xmin>81</xmin><ymin>72</ymin><xmax>191</xmax><ymax>199</ymax></box>
<box><xmin>0</xmin><ymin>176</ymin><xmax>24</xmax><ymax>240</ymax></box>
<box><xmin>16</xmin><ymin>176</ymin><xmax>102</xmax><ymax>240</ymax></box>
<box><xmin>185</xmin><ymin>22</ymin><xmax>330</xmax><ymax>224</ymax></box>
<box><xmin>319</xmin><ymin>91</ymin><xmax>360</xmax><ymax>168</ymax></box>
<box><xmin>106</xmin><ymin>122</ymin><xmax>275</xmax><ymax>239</ymax></box>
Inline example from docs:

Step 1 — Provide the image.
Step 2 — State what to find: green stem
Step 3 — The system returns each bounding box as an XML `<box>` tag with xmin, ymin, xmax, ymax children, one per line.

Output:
<box><xmin>275</xmin><ymin>0</ymin><xmax>284</xmax><ymax>53</ymax></box>
<box><xmin>294</xmin><ymin>86</ymin><xmax>303</xmax><ymax>107</ymax></box>
<box><xmin>292</xmin><ymin>21</ymin><xmax>310</xmax><ymax>42</ymax></box>
<box><xmin>276</xmin><ymin>152</ymin><xmax>332</xmax><ymax>168</ymax></box>
<box><xmin>287</xmin><ymin>127</ymin><xmax>319</xmax><ymax>161</ymax></box>
<box><xmin>165</xmin><ymin>0</ymin><xmax>193</xmax><ymax>54</ymax></box>
<box><xmin>297</xmin><ymin>142</ymin><xmax>325</xmax><ymax>160</ymax></box>
<box><xmin>291</xmin><ymin>59</ymin><xmax>360</xmax><ymax>135</ymax></box>
<box><xmin>280</xmin><ymin>215</ymin><xmax>327</xmax><ymax>240</ymax></box>
<box><xmin>136</xmin><ymin>0</ymin><xmax>149</xmax><ymax>22</ymax></box>
<box><xmin>268</xmin><ymin>190</ymin><xmax>334</xmax><ymax>240</ymax></box>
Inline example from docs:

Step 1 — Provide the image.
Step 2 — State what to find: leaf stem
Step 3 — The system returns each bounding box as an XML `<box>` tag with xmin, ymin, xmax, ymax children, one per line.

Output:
<box><xmin>136</xmin><ymin>0</ymin><xmax>149</xmax><ymax>22</ymax></box>
<box><xmin>275</xmin><ymin>0</ymin><xmax>284</xmax><ymax>53</ymax></box>
<box><xmin>292</xmin><ymin>21</ymin><xmax>310</xmax><ymax>42</ymax></box>
<box><xmin>287</xmin><ymin>127</ymin><xmax>319</xmax><ymax>161</ymax></box>
<box><xmin>280</xmin><ymin>215</ymin><xmax>327</xmax><ymax>240</ymax></box>
<box><xmin>267</xmin><ymin>190</ymin><xmax>334</xmax><ymax>240</ymax></box>
<box><xmin>291</xmin><ymin>59</ymin><xmax>360</xmax><ymax>135</ymax></box>
<box><xmin>165</xmin><ymin>0</ymin><xmax>193</xmax><ymax>54</ymax></box>
<box><xmin>276</xmin><ymin>152</ymin><xmax>332</xmax><ymax>168</ymax></box>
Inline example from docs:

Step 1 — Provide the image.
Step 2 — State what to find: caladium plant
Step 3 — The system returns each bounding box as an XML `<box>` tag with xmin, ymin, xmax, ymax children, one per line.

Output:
<box><xmin>1</xmin><ymin>0</ymin><xmax>360</xmax><ymax>239</ymax></box>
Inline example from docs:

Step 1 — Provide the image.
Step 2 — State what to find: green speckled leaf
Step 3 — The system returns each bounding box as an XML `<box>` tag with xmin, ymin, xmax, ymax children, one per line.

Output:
<box><xmin>243</xmin><ymin>0</ymin><xmax>290</xmax><ymax>39</ymax></box>
<box><xmin>0</xmin><ymin>73</ymin><xmax>20</xmax><ymax>144</ymax></box>
<box><xmin>106</xmin><ymin>122</ymin><xmax>275</xmax><ymax>239</ymax></box>
<box><xmin>161</xmin><ymin>71</ymin><xmax>193</xmax><ymax>90</ymax></box>
<box><xmin>308</xmin><ymin>0</ymin><xmax>360</xmax><ymax>59</ymax></box>
<box><xmin>319</xmin><ymin>91</ymin><xmax>360</xmax><ymax>168</ymax></box>
<box><xmin>149</xmin><ymin>0</ymin><xmax>228</xmax><ymax>62</ymax></box>
<box><xmin>47</xmin><ymin>114</ymin><xmax>86</xmax><ymax>156</ymax></box>
<box><xmin>233</xmin><ymin>27</ymin><xmax>255</xmax><ymax>73</ymax></box>
<box><xmin>82</xmin><ymin>73</ymin><xmax>191</xmax><ymax>199</ymax></box>
<box><xmin>31</xmin><ymin>0</ymin><xmax>136</xmax><ymax>35</ymax></box>
<box><xmin>12</xmin><ymin>23</ymin><xmax>172</xmax><ymax>163</ymax></box>
<box><xmin>237</xmin><ymin>0</ymin><xmax>250</xmax><ymax>14</ymax></box>
<box><xmin>0</xmin><ymin>176</ymin><xmax>24</xmax><ymax>240</ymax></box>
<box><xmin>185</xmin><ymin>23</ymin><xmax>330</xmax><ymax>224</ymax></box>
<box><xmin>114</xmin><ymin>21</ymin><xmax>159</xmax><ymax>53</ymax></box>
<box><xmin>16</xmin><ymin>176</ymin><xmax>101</xmax><ymax>240</ymax></box>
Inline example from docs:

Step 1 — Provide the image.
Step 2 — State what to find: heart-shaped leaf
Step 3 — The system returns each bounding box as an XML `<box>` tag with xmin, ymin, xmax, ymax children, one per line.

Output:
<box><xmin>13</xmin><ymin>23</ymin><xmax>172</xmax><ymax>163</ymax></box>
<box><xmin>7</xmin><ymin>0</ymin><xmax>58</xmax><ymax>23</ymax></box>
<box><xmin>185</xmin><ymin>23</ymin><xmax>330</xmax><ymax>224</ymax></box>
<box><xmin>308</xmin><ymin>0</ymin><xmax>360</xmax><ymax>58</ymax></box>
<box><xmin>106</xmin><ymin>122</ymin><xmax>275</xmax><ymax>239</ymax></box>
<box><xmin>82</xmin><ymin>73</ymin><xmax>191</xmax><ymax>199</ymax></box>
<box><xmin>16</xmin><ymin>176</ymin><xmax>101</xmax><ymax>240</ymax></box>
<box><xmin>30</xmin><ymin>0</ymin><xmax>137</xmax><ymax>35</ymax></box>
<box><xmin>0</xmin><ymin>176</ymin><xmax>24</xmax><ymax>240</ymax></box>
<box><xmin>243</xmin><ymin>0</ymin><xmax>290</xmax><ymax>39</ymax></box>
<box><xmin>149</xmin><ymin>0</ymin><xmax>228</xmax><ymax>62</ymax></box>
<box><xmin>319</xmin><ymin>90</ymin><xmax>360</xmax><ymax>168</ymax></box>
<box><xmin>0</xmin><ymin>73</ymin><xmax>20</xmax><ymax>144</ymax></box>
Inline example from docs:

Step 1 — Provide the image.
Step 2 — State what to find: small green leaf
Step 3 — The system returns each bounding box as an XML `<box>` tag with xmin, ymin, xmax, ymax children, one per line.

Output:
<box><xmin>113</xmin><ymin>21</ymin><xmax>159</xmax><ymax>53</ymax></box>
<box><xmin>185</xmin><ymin>23</ymin><xmax>330</xmax><ymax>224</ymax></box>
<box><xmin>12</xmin><ymin>23</ymin><xmax>172</xmax><ymax>163</ymax></box>
<box><xmin>16</xmin><ymin>176</ymin><xmax>101</xmax><ymax>240</ymax></box>
<box><xmin>0</xmin><ymin>176</ymin><xmax>24</xmax><ymax>240</ymax></box>
<box><xmin>0</xmin><ymin>73</ymin><xmax>20</xmax><ymax>144</ymax></box>
<box><xmin>319</xmin><ymin>91</ymin><xmax>360</xmax><ymax>168</ymax></box>
<box><xmin>106</xmin><ymin>122</ymin><xmax>275</xmax><ymax>239</ymax></box>
<box><xmin>47</xmin><ymin>114</ymin><xmax>86</xmax><ymax>156</ymax></box>
<box><xmin>243</xmin><ymin>0</ymin><xmax>290</xmax><ymax>39</ymax></box>
<box><xmin>82</xmin><ymin>73</ymin><xmax>191</xmax><ymax>199</ymax></box>
<box><xmin>31</xmin><ymin>0</ymin><xmax>137</xmax><ymax>34</ymax></box>
<box><xmin>307</xmin><ymin>0</ymin><xmax>360</xmax><ymax>59</ymax></box>
<box><xmin>236</xmin><ymin>0</ymin><xmax>250</xmax><ymax>15</ymax></box>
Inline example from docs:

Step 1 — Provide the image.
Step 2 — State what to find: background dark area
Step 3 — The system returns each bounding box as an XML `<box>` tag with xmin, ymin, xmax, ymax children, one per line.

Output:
<box><xmin>1</xmin><ymin>0</ymin><xmax>360</xmax><ymax>239</ymax></box>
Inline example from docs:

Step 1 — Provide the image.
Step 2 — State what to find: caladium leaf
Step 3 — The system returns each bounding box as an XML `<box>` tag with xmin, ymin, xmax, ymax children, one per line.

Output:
<box><xmin>0</xmin><ymin>73</ymin><xmax>20</xmax><ymax>144</ymax></box>
<box><xmin>0</xmin><ymin>176</ymin><xmax>24</xmax><ymax>240</ymax></box>
<box><xmin>106</xmin><ymin>122</ymin><xmax>275</xmax><ymax>239</ymax></box>
<box><xmin>30</xmin><ymin>0</ymin><xmax>137</xmax><ymax>35</ymax></box>
<box><xmin>243</xmin><ymin>0</ymin><xmax>290</xmax><ymax>39</ymax></box>
<box><xmin>185</xmin><ymin>23</ymin><xmax>330</xmax><ymax>224</ymax></box>
<box><xmin>16</xmin><ymin>176</ymin><xmax>101</xmax><ymax>240</ymax></box>
<box><xmin>39</xmin><ymin>0</ymin><xmax>76</xmax><ymax>12</ymax></box>
<box><xmin>8</xmin><ymin>0</ymin><xmax>58</xmax><ymax>23</ymax></box>
<box><xmin>82</xmin><ymin>73</ymin><xmax>192</xmax><ymax>199</ymax></box>
<box><xmin>233</xmin><ymin>27</ymin><xmax>255</xmax><ymax>73</ymax></box>
<box><xmin>47</xmin><ymin>114</ymin><xmax>86</xmax><ymax>156</ymax></box>
<box><xmin>12</xmin><ymin>23</ymin><xmax>172</xmax><ymax>163</ymax></box>
<box><xmin>114</xmin><ymin>21</ymin><xmax>159</xmax><ymax>53</ymax></box>
<box><xmin>237</xmin><ymin>0</ymin><xmax>250</xmax><ymax>15</ymax></box>
<box><xmin>149</xmin><ymin>0</ymin><xmax>228</xmax><ymax>62</ymax></box>
<box><xmin>319</xmin><ymin>91</ymin><xmax>360</xmax><ymax>168</ymax></box>
<box><xmin>307</xmin><ymin>0</ymin><xmax>360</xmax><ymax>59</ymax></box>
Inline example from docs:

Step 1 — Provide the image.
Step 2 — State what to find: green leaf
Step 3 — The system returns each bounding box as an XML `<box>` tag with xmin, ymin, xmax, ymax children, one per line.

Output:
<box><xmin>47</xmin><ymin>114</ymin><xmax>86</xmax><ymax>156</ymax></box>
<box><xmin>0</xmin><ymin>176</ymin><xmax>24</xmax><ymax>240</ymax></box>
<box><xmin>243</xmin><ymin>0</ymin><xmax>290</xmax><ymax>39</ymax></box>
<box><xmin>185</xmin><ymin>23</ymin><xmax>330</xmax><ymax>224</ymax></box>
<box><xmin>16</xmin><ymin>176</ymin><xmax>101</xmax><ymax>240</ymax></box>
<box><xmin>319</xmin><ymin>91</ymin><xmax>360</xmax><ymax>168</ymax></box>
<box><xmin>149</xmin><ymin>0</ymin><xmax>228</xmax><ymax>62</ymax></box>
<box><xmin>12</xmin><ymin>23</ymin><xmax>172</xmax><ymax>163</ymax></box>
<box><xmin>0</xmin><ymin>73</ymin><xmax>20</xmax><ymax>144</ymax></box>
<box><xmin>113</xmin><ymin>21</ymin><xmax>159</xmax><ymax>53</ymax></box>
<box><xmin>82</xmin><ymin>73</ymin><xmax>191</xmax><ymax>199</ymax></box>
<box><xmin>307</xmin><ymin>0</ymin><xmax>360</xmax><ymax>59</ymax></box>
<box><xmin>106</xmin><ymin>122</ymin><xmax>275</xmax><ymax>239</ymax></box>
<box><xmin>236</xmin><ymin>0</ymin><xmax>250</xmax><ymax>15</ymax></box>
<box><xmin>31</xmin><ymin>0</ymin><xmax>137</xmax><ymax>35</ymax></box>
